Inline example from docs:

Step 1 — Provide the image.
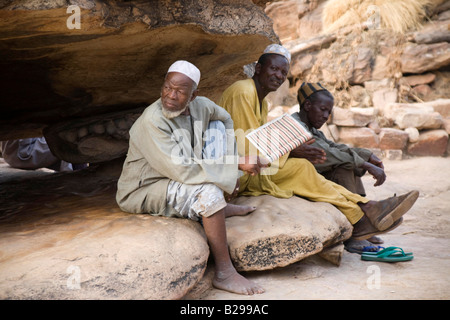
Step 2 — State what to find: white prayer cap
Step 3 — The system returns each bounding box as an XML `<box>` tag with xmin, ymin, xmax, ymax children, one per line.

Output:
<box><xmin>263</xmin><ymin>44</ymin><xmax>291</xmax><ymax>64</ymax></box>
<box><xmin>167</xmin><ymin>60</ymin><xmax>201</xmax><ymax>86</ymax></box>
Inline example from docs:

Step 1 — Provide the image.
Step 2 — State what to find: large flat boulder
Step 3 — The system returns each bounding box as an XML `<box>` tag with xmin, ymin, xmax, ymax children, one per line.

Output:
<box><xmin>226</xmin><ymin>195</ymin><xmax>353</xmax><ymax>272</ymax></box>
<box><xmin>0</xmin><ymin>168</ymin><xmax>209</xmax><ymax>300</ymax></box>
<box><xmin>0</xmin><ymin>213</ymin><xmax>209</xmax><ymax>300</ymax></box>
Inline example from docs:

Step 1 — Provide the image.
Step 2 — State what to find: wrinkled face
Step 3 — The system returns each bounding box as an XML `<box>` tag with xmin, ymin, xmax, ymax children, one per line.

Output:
<box><xmin>255</xmin><ymin>54</ymin><xmax>289</xmax><ymax>92</ymax></box>
<box><xmin>304</xmin><ymin>93</ymin><xmax>334</xmax><ymax>129</ymax></box>
<box><xmin>161</xmin><ymin>72</ymin><xmax>196</xmax><ymax>117</ymax></box>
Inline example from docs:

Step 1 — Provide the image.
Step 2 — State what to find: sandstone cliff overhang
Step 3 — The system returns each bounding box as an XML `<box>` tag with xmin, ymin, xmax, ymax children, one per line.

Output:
<box><xmin>0</xmin><ymin>0</ymin><xmax>277</xmax><ymax>142</ymax></box>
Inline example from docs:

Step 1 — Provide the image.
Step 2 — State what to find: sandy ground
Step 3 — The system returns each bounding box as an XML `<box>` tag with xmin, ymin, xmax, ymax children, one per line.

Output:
<box><xmin>1</xmin><ymin>156</ymin><xmax>449</xmax><ymax>300</ymax></box>
<box><xmin>198</xmin><ymin>156</ymin><xmax>450</xmax><ymax>300</ymax></box>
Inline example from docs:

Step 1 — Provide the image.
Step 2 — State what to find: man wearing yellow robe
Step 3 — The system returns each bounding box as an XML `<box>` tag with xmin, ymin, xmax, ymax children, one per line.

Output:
<box><xmin>219</xmin><ymin>44</ymin><xmax>419</xmax><ymax>240</ymax></box>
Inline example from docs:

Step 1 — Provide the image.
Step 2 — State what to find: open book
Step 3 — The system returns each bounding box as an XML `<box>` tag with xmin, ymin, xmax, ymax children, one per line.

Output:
<box><xmin>246</xmin><ymin>113</ymin><xmax>313</xmax><ymax>163</ymax></box>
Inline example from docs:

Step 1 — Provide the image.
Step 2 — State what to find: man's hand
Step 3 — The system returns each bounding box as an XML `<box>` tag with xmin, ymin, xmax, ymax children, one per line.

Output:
<box><xmin>238</xmin><ymin>155</ymin><xmax>269</xmax><ymax>176</ymax></box>
<box><xmin>289</xmin><ymin>139</ymin><xmax>327</xmax><ymax>164</ymax></box>
<box><xmin>363</xmin><ymin>161</ymin><xmax>386</xmax><ymax>186</ymax></box>
<box><xmin>368</xmin><ymin>154</ymin><xmax>384</xmax><ymax>169</ymax></box>
<box><xmin>225</xmin><ymin>156</ymin><xmax>268</xmax><ymax>202</ymax></box>
<box><xmin>225</xmin><ymin>179</ymin><xmax>240</xmax><ymax>202</ymax></box>
<box><xmin>363</xmin><ymin>154</ymin><xmax>386</xmax><ymax>186</ymax></box>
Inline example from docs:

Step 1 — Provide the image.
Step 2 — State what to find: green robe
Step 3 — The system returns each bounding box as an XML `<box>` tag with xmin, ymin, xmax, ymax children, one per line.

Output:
<box><xmin>116</xmin><ymin>97</ymin><xmax>238</xmax><ymax>217</ymax></box>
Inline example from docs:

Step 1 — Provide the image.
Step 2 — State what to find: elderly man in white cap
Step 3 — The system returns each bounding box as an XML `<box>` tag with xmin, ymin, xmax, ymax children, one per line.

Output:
<box><xmin>116</xmin><ymin>60</ymin><xmax>265</xmax><ymax>295</ymax></box>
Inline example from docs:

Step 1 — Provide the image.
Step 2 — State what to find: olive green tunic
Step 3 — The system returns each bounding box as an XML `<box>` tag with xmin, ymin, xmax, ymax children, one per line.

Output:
<box><xmin>116</xmin><ymin>97</ymin><xmax>238</xmax><ymax>217</ymax></box>
<box><xmin>290</xmin><ymin>112</ymin><xmax>373</xmax><ymax>176</ymax></box>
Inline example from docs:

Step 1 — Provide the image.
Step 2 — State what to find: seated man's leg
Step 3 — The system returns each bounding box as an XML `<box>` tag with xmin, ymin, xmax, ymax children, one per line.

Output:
<box><xmin>271</xmin><ymin>158</ymin><xmax>418</xmax><ymax>238</ymax></box>
<box><xmin>201</xmin><ymin>205</ymin><xmax>264</xmax><ymax>295</ymax></box>
<box><xmin>2</xmin><ymin>137</ymin><xmax>70</xmax><ymax>171</ymax></box>
<box><xmin>322</xmin><ymin>167</ymin><xmax>366</xmax><ymax>197</ymax></box>
<box><xmin>167</xmin><ymin>181</ymin><xmax>263</xmax><ymax>295</ymax></box>
<box><xmin>322</xmin><ymin>168</ymin><xmax>385</xmax><ymax>246</ymax></box>
<box><xmin>203</xmin><ymin>120</ymin><xmax>256</xmax><ymax>213</ymax></box>
<box><xmin>169</xmin><ymin>119</ymin><xmax>261</xmax><ymax>294</ymax></box>
<box><xmin>271</xmin><ymin>158</ymin><xmax>367</xmax><ymax>224</ymax></box>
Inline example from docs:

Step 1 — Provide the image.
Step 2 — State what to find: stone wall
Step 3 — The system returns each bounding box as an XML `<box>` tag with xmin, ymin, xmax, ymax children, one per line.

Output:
<box><xmin>266</xmin><ymin>0</ymin><xmax>450</xmax><ymax>159</ymax></box>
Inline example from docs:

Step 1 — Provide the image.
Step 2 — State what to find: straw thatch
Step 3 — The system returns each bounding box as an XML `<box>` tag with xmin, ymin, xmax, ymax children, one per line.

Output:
<box><xmin>322</xmin><ymin>0</ymin><xmax>443</xmax><ymax>34</ymax></box>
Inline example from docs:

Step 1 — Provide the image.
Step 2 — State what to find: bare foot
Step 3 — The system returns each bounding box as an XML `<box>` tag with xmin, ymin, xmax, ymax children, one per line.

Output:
<box><xmin>213</xmin><ymin>267</ymin><xmax>265</xmax><ymax>295</ymax></box>
<box><xmin>224</xmin><ymin>203</ymin><xmax>256</xmax><ymax>218</ymax></box>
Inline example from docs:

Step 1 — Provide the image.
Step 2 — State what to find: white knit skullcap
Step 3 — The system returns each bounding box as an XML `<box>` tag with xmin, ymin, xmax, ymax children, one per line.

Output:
<box><xmin>167</xmin><ymin>60</ymin><xmax>201</xmax><ymax>86</ymax></box>
<box><xmin>263</xmin><ymin>44</ymin><xmax>291</xmax><ymax>64</ymax></box>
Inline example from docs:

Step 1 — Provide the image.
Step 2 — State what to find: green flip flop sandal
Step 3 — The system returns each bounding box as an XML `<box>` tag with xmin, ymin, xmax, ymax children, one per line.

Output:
<box><xmin>361</xmin><ymin>246</ymin><xmax>413</xmax><ymax>262</ymax></box>
<box><xmin>362</xmin><ymin>246</ymin><xmax>413</xmax><ymax>256</ymax></box>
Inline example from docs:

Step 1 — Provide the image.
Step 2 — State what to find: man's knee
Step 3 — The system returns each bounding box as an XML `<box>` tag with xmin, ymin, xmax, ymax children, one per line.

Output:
<box><xmin>323</xmin><ymin>167</ymin><xmax>364</xmax><ymax>195</ymax></box>
<box><xmin>167</xmin><ymin>181</ymin><xmax>226</xmax><ymax>221</ymax></box>
<box><xmin>203</xmin><ymin>121</ymin><xmax>227</xmax><ymax>160</ymax></box>
<box><xmin>290</xmin><ymin>157</ymin><xmax>317</xmax><ymax>173</ymax></box>
<box><xmin>194</xmin><ymin>184</ymin><xmax>227</xmax><ymax>218</ymax></box>
<box><xmin>208</xmin><ymin>120</ymin><xmax>226</xmax><ymax>131</ymax></box>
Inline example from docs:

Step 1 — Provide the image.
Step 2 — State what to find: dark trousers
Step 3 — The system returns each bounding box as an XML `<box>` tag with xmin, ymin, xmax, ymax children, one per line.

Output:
<box><xmin>321</xmin><ymin>167</ymin><xmax>366</xmax><ymax>197</ymax></box>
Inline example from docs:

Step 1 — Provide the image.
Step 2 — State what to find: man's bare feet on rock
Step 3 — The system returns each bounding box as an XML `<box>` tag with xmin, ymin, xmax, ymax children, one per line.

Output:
<box><xmin>224</xmin><ymin>203</ymin><xmax>256</xmax><ymax>218</ymax></box>
<box><xmin>213</xmin><ymin>267</ymin><xmax>265</xmax><ymax>295</ymax></box>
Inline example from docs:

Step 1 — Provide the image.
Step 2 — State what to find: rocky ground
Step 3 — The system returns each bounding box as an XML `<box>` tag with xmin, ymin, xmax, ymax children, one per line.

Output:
<box><xmin>198</xmin><ymin>156</ymin><xmax>450</xmax><ymax>300</ymax></box>
<box><xmin>0</xmin><ymin>155</ymin><xmax>449</xmax><ymax>300</ymax></box>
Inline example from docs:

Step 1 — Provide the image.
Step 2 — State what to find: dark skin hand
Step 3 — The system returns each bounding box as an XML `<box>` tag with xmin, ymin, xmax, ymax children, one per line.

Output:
<box><xmin>362</xmin><ymin>154</ymin><xmax>386</xmax><ymax>186</ymax></box>
<box><xmin>289</xmin><ymin>138</ymin><xmax>327</xmax><ymax>164</ymax></box>
<box><xmin>368</xmin><ymin>153</ymin><xmax>384</xmax><ymax>169</ymax></box>
<box><xmin>225</xmin><ymin>156</ymin><xmax>269</xmax><ymax>202</ymax></box>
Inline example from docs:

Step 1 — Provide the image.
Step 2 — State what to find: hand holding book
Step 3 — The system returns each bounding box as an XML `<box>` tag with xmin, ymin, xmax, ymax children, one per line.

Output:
<box><xmin>289</xmin><ymin>138</ymin><xmax>327</xmax><ymax>164</ymax></box>
<box><xmin>238</xmin><ymin>155</ymin><xmax>270</xmax><ymax>176</ymax></box>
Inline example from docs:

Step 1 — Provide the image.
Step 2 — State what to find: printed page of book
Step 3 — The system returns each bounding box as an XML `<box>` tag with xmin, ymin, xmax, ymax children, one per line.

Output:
<box><xmin>246</xmin><ymin>114</ymin><xmax>312</xmax><ymax>163</ymax></box>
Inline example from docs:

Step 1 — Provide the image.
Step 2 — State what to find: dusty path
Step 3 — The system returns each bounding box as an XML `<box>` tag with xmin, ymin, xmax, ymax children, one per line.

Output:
<box><xmin>199</xmin><ymin>156</ymin><xmax>450</xmax><ymax>300</ymax></box>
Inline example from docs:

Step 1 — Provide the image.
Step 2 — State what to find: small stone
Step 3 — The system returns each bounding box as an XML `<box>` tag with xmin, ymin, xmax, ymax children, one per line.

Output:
<box><xmin>78</xmin><ymin>127</ymin><xmax>88</xmax><ymax>139</ymax></box>
<box><xmin>89</xmin><ymin>123</ymin><xmax>105</xmax><ymax>135</ymax></box>
<box><xmin>384</xmin><ymin>149</ymin><xmax>403</xmax><ymax>160</ymax></box>
<box><xmin>331</xmin><ymin>107</ymin><xmax>377</xmax><ymax>127</ymax></box>
<box><xmin>405</xmin><ymin>127</ymin><xmax>420</xmax><ymax>143</ymax></box>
